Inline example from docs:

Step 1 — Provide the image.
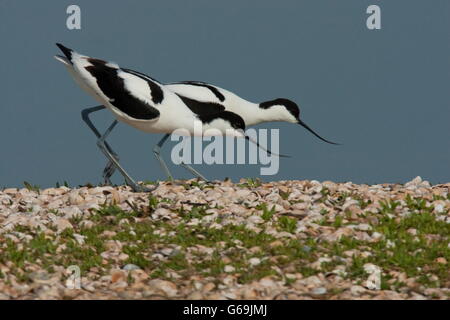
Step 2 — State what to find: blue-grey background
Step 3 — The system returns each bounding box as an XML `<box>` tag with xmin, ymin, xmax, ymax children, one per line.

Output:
<box><xmin>1</xmin><ymin>0</ymin><xmax>449</xmax><ymax>188</ymax></box>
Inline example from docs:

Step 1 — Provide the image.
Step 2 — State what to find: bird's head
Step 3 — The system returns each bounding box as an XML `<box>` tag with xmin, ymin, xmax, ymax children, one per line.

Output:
<box><xmin>259</xmin><ymin>98</ymin><xmax>300</xmax><ymax>123</ymax></box>
<box><xmin>259</xmin><ymin>98</ymin><xmax>340</xmax><ymax>145</ymax></box>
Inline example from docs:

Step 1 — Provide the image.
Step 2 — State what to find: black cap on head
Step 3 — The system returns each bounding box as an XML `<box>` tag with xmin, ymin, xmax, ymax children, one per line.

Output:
<box><xmin>259</xmin><ymin>98</ymin><xmax>300</xmax><ymax>119</ymax></box>
<box><xmin>259</xmin><ymin>98</ymin><xmax>340</xmax><ymax>145</ymax></box>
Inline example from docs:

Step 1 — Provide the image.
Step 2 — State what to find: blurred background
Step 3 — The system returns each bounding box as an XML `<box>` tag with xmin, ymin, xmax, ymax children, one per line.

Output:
<box><xmin>1</xmin><ymin>0</ymin><xmax>449</xmax><ymax>188</ymax></box>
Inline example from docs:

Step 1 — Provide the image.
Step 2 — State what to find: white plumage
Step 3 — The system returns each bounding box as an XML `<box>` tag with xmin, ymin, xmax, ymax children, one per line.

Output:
<box><xmin>165</xmin><ymin>82</ymin><xmax>297</xmax><ymax>126</ymax></box>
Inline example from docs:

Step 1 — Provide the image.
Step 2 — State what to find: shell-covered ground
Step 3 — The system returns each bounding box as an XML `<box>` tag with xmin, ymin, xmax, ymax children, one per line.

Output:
<box><xmin>0</xmin><ymin>176</ymin><xmax>449</xmax><ymax>300</ymax></box>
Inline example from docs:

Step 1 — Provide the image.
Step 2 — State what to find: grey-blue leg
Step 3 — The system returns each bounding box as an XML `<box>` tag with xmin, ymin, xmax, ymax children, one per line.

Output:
<box><xmin>153</xmin><ymin>135</ymin><xmax>208</xmax><ymax>181</ymax></box>
<box><xmin>153</xmin><ymin>134</ymin><xmax>174</xmax><ymax>181</ymax></box>
<box><xmin>100</xmin><ymin>132</ymin><xmax>177</xmax><ymax>182</ymax></box>
<box><xmin>81</xmin><ymin>106</ymin><xmax>120</xmax><ymax>185</ymax></box>
<box><xmin>82</xmin><ymin>106</ymin><xmax>152</xmax><ymax>191</ymax></box>
<box><xmin>103</xmin><ymin>130</ymin><xmax>209</xmax><ymax>182</ymax></box>
<box><xmin>100</xmin><ymin>120</ymin><xmax>120</xmax><ymax>185</ymax></box>
<box><xmin>180</xmin><ymin>162</ymin><xmax>208</xmax><ymax>181</ymax></box>
<box><xmin>97</xmin><ymin>121</ymin><xmax>154</xmax><ymax>192</ymax></box>
<box><xmin>84</xmin><ymin>108</ymin><xmax>210</xmax><ymax>183</ymax></box>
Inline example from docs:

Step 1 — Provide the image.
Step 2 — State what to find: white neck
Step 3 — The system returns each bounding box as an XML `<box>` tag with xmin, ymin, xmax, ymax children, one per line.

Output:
<box><xmin>225</xmin><ymin>101</ymin><xmax>271</xmax><ymax>126</ymax></box>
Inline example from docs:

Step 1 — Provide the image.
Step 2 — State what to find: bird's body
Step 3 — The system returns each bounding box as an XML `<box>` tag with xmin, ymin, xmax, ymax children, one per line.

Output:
<box><xmin>55</xmin><ymin>45</ymin><xmax>245</xmax><ymax>138</ymax></box>
<box><xmin>166</xmin><ymin>82</ymin><xmax>260</xmax><ymax>126</ymax></box>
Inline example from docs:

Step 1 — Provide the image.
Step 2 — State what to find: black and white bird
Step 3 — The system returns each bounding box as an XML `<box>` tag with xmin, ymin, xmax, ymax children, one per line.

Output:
<box><xmin>54</xmin><ymin>43</ymin><xmax>284</xmax><ymax>191</ymax></box>
<box><xmin>165</xmin><ymin>82</ymin><xmax>337</xmax><ymax>144</ymax></box>
<box><xmin>55</xmin><ymin>44</ymin><xmax>338</xmax><ymax>191</ymax></box>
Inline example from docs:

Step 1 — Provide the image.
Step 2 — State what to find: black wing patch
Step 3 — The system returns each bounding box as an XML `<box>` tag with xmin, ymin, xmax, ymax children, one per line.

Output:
<box><xmin>121</xmin><ymin>68</ymin><xmax>164</xmax><ymax>104</ymax></box>
<box><xmin>176</xmin><ymin>94</ymin><xmax>226</xmax><ymax>116</ymax></box>
<box><xmin>199</xmin><ymin>111</ymin><xmax>245</xmax><ymax>131</ymax></box>
<box><xmin>173</xmin><ymin>81</ymin><xmax>225</xmax><ymax>102</ymax></box>
<box><xmin>85</xmin><ymin>59</ymin><xmax>160</xmax><ymax>120</ymax></box>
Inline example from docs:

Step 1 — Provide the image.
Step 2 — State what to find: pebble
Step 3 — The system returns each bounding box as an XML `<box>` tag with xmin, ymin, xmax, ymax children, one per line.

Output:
<box><xmin>350</xmin><ymin>285</ymin><xmax>367</xmax><ymax>296</ymax></box>
<box><xmin>433</xmin><ymin>202</ymin><xmax>445</xmax><ymax>214</ymax></box>
<box><xmin>122</xmin><ymin>264</ymin><xmax>141</xmax><ymax>271</ymax></box>
<box><xmin>54</xmin><ymin>218</ymin><xmax>73</xmax><ymax>233</ymax></box>
<box><xmin>269</xmin><ymin>240</ymin><xmax>283</xmax><ymax>248</ymax></box>
<box><xmin>224</xmin><ymin>265</ymin><xmax>235</xmax><ymax>273</ymax></box>
<box><xmin>311</xmin><ymin>287</ymin><xmax>327</xmax><ymax>295</ymax></box>
<box><xmin>355</xmin><ymin>223</ymin><xmax>372</xmax><ymax>231</ymax></box>
<box><xmin>160</xmin><ymin>247</ymin><xmax>174</xmax><ymax>256</ymax></box>
<box><xmin>73</xmin><ymin>233</ymin><xmax>85</xmax><ymax>245</ymax></box>
<box><xmin>302</xmin><ymin>245</ymin><xmax>312</xmax><ymax>252</ymax></box>
<box><xmin>248</xmin><ymin>257</ymin><xmax>261</xmax><ymax>266</ymax></box>
<box><xmin>202</xmin><ymin>282</ymin><xmax>215</xmax><ymax>293</ymax></box>
<box><xmin>148</xmin><ymin>279</ymin><xmax>178</xmax><ymax>297</ymax></box>
<box><xmin>187</xmin><ymin>291</ymin><xmax>203</xmax><ymax>299</ymax></box>
<box><xmin>259</xmin><ymin>277</ymin><xmax>277</xmax><ymax>287</ymax></box>
<box><xmin>111</xmin><ymin>270</ymin><xmax>126</xmax><ymax>283</ymax></box>
<box><xmin>30</xmin><ymin>271</ymin><xmax>53</xmax><ymax>284</ymax></box>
